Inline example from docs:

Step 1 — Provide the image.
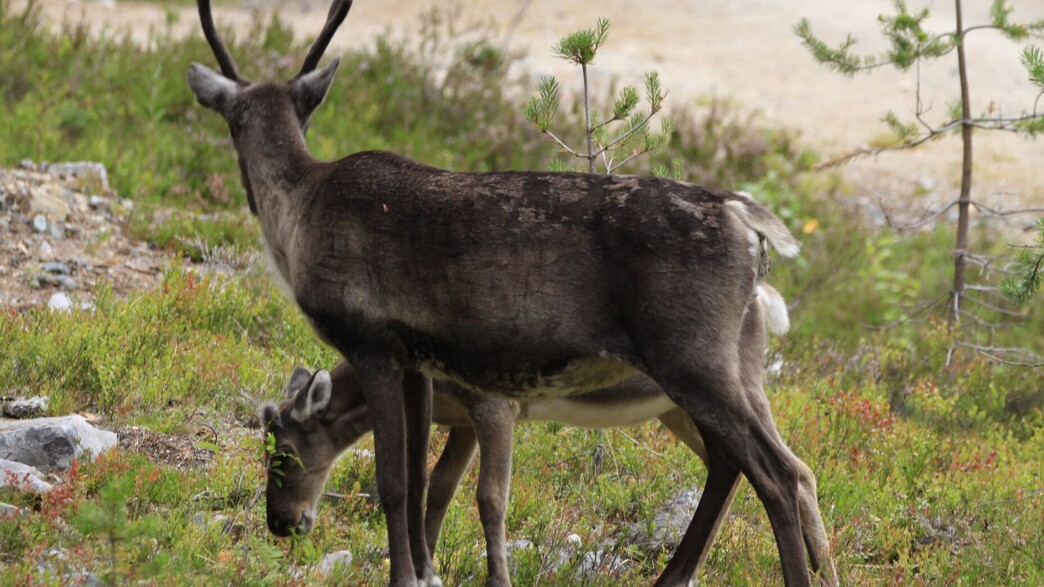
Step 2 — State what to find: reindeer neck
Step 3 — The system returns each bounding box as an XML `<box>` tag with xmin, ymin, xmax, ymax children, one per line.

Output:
<box><xmin>239</xmin><ymin>126</ymin><xmax>322</xmax><ymax>249</ymax></box>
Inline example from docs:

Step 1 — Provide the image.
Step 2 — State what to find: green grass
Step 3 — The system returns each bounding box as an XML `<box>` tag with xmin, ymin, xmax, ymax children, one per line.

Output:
<box><xmin>1</xmin><ymin>259</ymin><xmax>1040</xmax><ymax>585</ymax></box>
<box><xmin>1</xmin><ymin>0</ymin><xmax>1042</xmax><ymax>584</ymax></box>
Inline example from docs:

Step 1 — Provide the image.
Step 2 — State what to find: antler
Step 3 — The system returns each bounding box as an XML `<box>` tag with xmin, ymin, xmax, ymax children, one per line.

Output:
<box><xmin>296</xmin><ymin>0</ymin><xmax>354</xmax><ymax>78</ymax></box>
<box><xmin>197</xmin><ymin>0</ymin><xmax>242</xmax><ymax>82</ymax></box>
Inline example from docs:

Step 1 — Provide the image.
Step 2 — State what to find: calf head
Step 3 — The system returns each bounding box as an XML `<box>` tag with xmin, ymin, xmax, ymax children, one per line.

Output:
<box><xmin>258</xmin><ymin>365</ymin><xmax>369</xmax><ymax>536</ymax></box>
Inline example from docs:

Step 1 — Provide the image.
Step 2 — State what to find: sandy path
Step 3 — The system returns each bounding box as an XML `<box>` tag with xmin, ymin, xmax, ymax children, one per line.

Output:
<box><xmin>18</xmin><ymin>0</ymin><xmax>1044</xmax><ymax>223</ymax></box>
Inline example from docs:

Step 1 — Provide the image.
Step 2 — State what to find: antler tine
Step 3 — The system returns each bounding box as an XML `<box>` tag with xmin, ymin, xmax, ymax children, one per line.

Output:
<box><xmin>197</xmin><ymin>0</ymin><xmax>242</xmax><ymax>82</ymax></box>
<box><xmin>297</xmin><ymin>0</ymin><xmax>354</xmax><ymax>78</ymax></box>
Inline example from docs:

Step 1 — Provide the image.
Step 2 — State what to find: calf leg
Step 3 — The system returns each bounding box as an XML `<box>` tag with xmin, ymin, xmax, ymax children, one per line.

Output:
<box><xmin>741</xmin><ymin>383</ymin><xmax>836</xmax><ymax>586</ymax></box>
<box><xmin>471</xmin><ymin>399</ymin><xmax>517</xmax><ymax>587</ymax></box>
<box><xmin>424</xmin><ymin>427</ymin><xmax>479</xmax><ymax>554</ymax></box>
<box><xmin>656</xmin><ymin>408</ymin><xmax>740</xmax><ymax>581</ymax></box>
<box><xmin>654</xmin><ymin>364</ymin><xmax>812</xmax><ymax>587</ymax></box>
<box><xmin>652</xmin><ymin>450</ymin><xmax>741</xmax><ymax>587</ymax></box>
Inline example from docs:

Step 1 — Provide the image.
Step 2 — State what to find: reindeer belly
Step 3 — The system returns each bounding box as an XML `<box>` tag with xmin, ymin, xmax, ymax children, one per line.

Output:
<box><xmin>522</xmin><ymin>388</ymin><xmax>675</xmax><ymax>427</ymax></box>
<box><xmin>420</xmin><ymin>355</ymin><xmax>639</xmax><ymax>400</ymax></box>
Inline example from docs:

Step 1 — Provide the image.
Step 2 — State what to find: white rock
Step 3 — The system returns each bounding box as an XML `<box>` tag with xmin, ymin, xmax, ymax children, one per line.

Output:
<box><xmin>3</xmin><ymin>396</ymin><xmax>49</xmax><ymax>419</ymax></box>
<box><xmin>47</xmin><ymin>292</ymin><xmax>73</xmax><ymax>312</ymax></box>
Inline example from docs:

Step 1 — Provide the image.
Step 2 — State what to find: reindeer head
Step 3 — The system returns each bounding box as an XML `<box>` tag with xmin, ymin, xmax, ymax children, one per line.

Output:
<box><xmin>186</xmin><ymin>0</ymin><xmax>350</xmax><ymax>213</ymax></box>
<box><xmin>258</xmin><ymin>364</ymin><xmax>370</xmax><ymax>536</ymax></box>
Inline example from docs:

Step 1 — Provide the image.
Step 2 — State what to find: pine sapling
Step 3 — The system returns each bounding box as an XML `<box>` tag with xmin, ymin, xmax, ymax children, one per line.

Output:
<box><xmin>523</xmin><ymin>18</ymin><xmax>675</xmax><ymax>174</ymax></box>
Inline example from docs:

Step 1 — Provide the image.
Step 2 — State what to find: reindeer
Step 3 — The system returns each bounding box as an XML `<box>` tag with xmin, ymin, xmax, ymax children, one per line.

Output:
<box><xmin>187</xmin><ymin>0</ymin><xmax>825</xmax><ymax>584</ymax></box>
<box><xmin>259</xmin><ymin>285</ymin><xmax>837</xmax><ymax>587</ymax></box>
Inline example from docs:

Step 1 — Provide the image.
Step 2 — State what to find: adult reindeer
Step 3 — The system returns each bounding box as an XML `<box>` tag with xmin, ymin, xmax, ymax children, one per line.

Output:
<box><xmin>187</xmin><ymin>0</ymin><xmax>824</xmax><ymax>584</ymax></box>
<box><xmin>260</xmin><ymin>285</ymin><xmax>837</xmax><ymax>586</ymax></box>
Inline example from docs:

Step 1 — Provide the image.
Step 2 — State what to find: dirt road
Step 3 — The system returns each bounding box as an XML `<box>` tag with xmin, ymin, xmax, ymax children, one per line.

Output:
<box><xmin>19</xmin><ymin>0</ymin><xmax>1044</xmax><ymax>223</ymax></box>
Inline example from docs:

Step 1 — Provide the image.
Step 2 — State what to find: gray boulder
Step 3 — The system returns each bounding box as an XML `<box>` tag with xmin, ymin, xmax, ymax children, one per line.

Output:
<box><xmin>0</xmin><ymin>415</ymin><xmax>117</xmax><ymax>471</ymax></box>
<box><xmin>44</xmin><ymin>162</ymin><xmax>110</xmax><ymax>193</ymax></box>
<box><xmin>0</xmin><ymin>458</ymin><xmax>53</xmax><ymax>492</ymax></box>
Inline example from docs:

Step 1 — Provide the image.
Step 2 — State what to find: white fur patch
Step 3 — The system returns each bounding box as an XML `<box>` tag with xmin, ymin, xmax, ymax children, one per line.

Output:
<box><xmin>262</xmin><ymin>242</ymin><xmax>294</xmax><ymax>301</ymax></box>
<box><xmin>756</xmin><ymin>284</ymin><xmax>790</xmax><ymax>335</ymax></box>
<box><xmin>523</xmin><ymin>393</ymin><xmax>676</xmax><ymax>428</ymax></box>
<box><xmin>724</xmin><ymin>198</ymin><xmax>800</xmax><ymax>259</ymax></box>
<box><xmin>290</xmin><ymin>370</ymin><xmax>332</xmax><ymax>422</ymax></box>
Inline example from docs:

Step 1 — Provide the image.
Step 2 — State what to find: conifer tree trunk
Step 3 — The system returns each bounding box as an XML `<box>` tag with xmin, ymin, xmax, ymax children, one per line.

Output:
<box><xmin>950</xmin><ymin>0</ymin><xmax>973</xmax><ymax>329</ymax></box>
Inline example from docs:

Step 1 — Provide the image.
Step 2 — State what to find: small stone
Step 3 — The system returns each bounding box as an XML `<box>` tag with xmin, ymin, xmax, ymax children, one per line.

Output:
<box><xmin>349</xmin><ymin>448</ymin><xmax>375</xmax><ymax>459</ymax></box>
<box><xmin>56</xmin><ymin>276</ymin><xmax>79</xmax><ymax>289</ymax></box>
<box><xmin>3</xmin><ymin>397</ymin><xmax>49</xmax><ymax>419</ymax></box>
<box><xmin>29</xmin><ymin>184</ymin><xmax>70</xmax><ymax>222</ymax></box>
<box><xmin>42</xmin><ymin>262</ymin><xmax>70</xmax><ymax>275</ymax></box>
<box><xmin>190</xmin><ymin>512</ymin><xmax>228</xmax><ymax>528</ymax></box>
<box><xmin>47</xmin><ymin>292</ymin><xmax>72</xmax><ymax>312</ymax></box>
<box><xmin>88</xmin><ymin>195</ymin><xmax>109</xmax><ymax>210</ymax></box>
<box><xmin>32</xmin><ymin>214</ymin><xmax>48</xmax><ymax>233</ymax></box>
<box><xmin>39</xmin><ymin>241</ymin><xmax>54</xmax><ymax>261</ymax></box>
<box><xmin>49</xmin><ymin>223</ymin><xmax>63</xmax><ymax>241</ymax></box>
<box><xmin>18</xmin><ymin>159</ymin><xmax>35</xmax><ymax>169</ymax></box>
<box><xmin>314</xmin><ymin>550</ymin><xmax>353</xmax><ymax>575</ymax></box>
<box><xmin>628</xmin><ymin>489</ymin><xmax>701</xmax><ymax>550</ymax></box>
<box><xmin>578</xmin><ymin>549</ymin><xmax>629</xmax><ymax>577</ymax></box>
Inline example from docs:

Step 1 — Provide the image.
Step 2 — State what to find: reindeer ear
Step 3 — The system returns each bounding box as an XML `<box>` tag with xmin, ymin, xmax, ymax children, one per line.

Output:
<box><xmin>290</xmin><ymin>369</ymin><xmax>333</xmax><ymax>423</ymax></box>
<box><xmin>258</xmin><ymin>402</ymin><xmax>281</xmax><ymax>428</ymax></box>
<box><xmin>285</xmin><ymin>366</ymin><xmax>314</xmax><ymax>399</ymax></box>
<box><xmin>188</xmin><ymin>63</ymin><xmax>239</xmax><ymax>113</ymax></box>
<box><xmin>292</xmin><ymin>59</ymin><xmax>339</xmax><ymax>120</ymax></box>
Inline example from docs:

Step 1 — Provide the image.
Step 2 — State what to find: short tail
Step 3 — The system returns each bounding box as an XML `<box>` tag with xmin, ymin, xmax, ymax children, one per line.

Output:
<box><xmin>756</xmin><ymin>283</ymin><xmax>790</xmax><ymax>335</ymax></box>
<box><xmin>725</xmin><ymin>192</ymin><xmax>800</xmax><ymax>258</ymax></box>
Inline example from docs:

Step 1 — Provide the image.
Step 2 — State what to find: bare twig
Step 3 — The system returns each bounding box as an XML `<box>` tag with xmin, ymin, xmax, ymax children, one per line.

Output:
<box><xmin>817</xmin><ymin>112</ymin><xmax>1044</xmax><ymax>170</ymax></box>
<box><xmin>882</xmin><ymin>200</ymin><xmax>957</xmax><ymax>231</ymax></box>
<box><xmin>958</xmin><ymin>342</ymin><xmax>1044</xmax><ymax>367</ymax></box>
<box><xmin>542</xmin><ymin>130</ymin><xmax>585</xmax><ymax>159</ymax></box>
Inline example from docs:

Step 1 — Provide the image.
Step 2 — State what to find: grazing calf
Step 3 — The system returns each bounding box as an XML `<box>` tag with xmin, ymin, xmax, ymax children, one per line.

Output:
<box><xmin>259</xmin><ymin>285</ymin><xmax>837</xmax><ymax>586</ymax></box>
<box><xmin>188</xmin><ymin>0</ymin><xmax>825</xmax><ymax>583</ymax></box>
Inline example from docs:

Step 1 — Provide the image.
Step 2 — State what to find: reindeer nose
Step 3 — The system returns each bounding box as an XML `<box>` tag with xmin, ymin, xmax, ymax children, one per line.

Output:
<box><xmin>297</xmin><ymin>512</ymin><xmax>314</xmax><ymax>534</ymax></box>
<box><xmin>267</xmin><ymin>510</ymin><xmax>314</xmax><ymax>537</ymax></box>
<box><xmin>267</xmin><ymin>515</ymin><xmax>292</xmax><ymax>537</ymax></box>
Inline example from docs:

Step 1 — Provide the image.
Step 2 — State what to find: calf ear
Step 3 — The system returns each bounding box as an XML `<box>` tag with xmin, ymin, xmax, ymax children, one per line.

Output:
<box><xmin>187</xmin><ymin>63</ymin><xmax>239</xmax><ymax>113</ymax></box>
<box><xmin>258</xmin><ymin>402</ymin><xmax>280</xmax><ymax>428</ymax></box>
<box><xmin>285</xmin><ymin>366</ymin><xmax>314</xmax><ymax>399</ymax></box>
<box><xmin>290</xmin><ymin>369</ymin><xmax>333</xmax><ymax>422</ymax></box>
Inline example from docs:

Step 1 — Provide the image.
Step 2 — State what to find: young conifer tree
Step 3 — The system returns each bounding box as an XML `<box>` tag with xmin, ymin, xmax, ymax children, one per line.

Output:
<box><xmin>797</xmin><ymin>0</ymin><xmax>1044</xmax><ymax>328</ymax></box>
<box><xmin>523</xmin><ymin>18</ymin><xmax>675</xmax><ymax>175</ymax></box>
